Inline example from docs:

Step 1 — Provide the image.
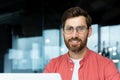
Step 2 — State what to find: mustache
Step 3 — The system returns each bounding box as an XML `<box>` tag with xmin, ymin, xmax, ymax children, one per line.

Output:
<box><xmin>69</xmin><ymin>37</ymin><xmax>82</xmax><ymax>41</ymax></box>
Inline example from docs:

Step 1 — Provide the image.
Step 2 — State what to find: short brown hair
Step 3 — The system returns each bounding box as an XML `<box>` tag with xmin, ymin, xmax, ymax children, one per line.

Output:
<box><xmin>61</xmin><ymin>6</ymin><xmax>92</xmax><ymax>29</ymax></box>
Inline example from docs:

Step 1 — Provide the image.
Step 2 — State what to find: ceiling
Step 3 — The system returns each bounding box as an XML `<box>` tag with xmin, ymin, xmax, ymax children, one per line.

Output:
<box><xmin>0</xmin><ymin>0</ymin><xmax>120</xmax><ymax>26</ymax></box>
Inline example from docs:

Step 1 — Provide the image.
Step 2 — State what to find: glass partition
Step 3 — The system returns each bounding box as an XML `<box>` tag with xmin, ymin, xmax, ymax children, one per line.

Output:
<box><xmin>4</xmin><ymin>24</ymin><xmax>120</xmax><ymax>72</ymax></box>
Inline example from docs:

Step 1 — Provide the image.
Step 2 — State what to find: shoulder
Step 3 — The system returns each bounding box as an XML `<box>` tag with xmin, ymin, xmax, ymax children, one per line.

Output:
<box><xmin>88</xmin><ymin>50</ymin><xmax>120</xmax><ymax>79</ymax></box>
<box><xmin>44</xmin><ymin>53</ymin><xmax>68</xmax><ymax>72</ymax></box>
<box><xmin>88</xmin><ymin>50</ymin><xmax>117</xmax><ymax>71</ymax></box>
<box><xmin>50</xmin><ymin>53</ymin><xmax>68</xmax><ymax>63</ymax></box>
<box><xmin>88</xmin><ymin>49</ymin><xmax>113</xmax><ymax>64</ymax></box>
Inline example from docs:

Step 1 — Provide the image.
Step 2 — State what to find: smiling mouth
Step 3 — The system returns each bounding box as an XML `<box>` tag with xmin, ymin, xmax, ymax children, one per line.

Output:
<box><xmin>70</xmin><ymin>40</ymin><xmax>80</xmax><ymax>46</ymax></box>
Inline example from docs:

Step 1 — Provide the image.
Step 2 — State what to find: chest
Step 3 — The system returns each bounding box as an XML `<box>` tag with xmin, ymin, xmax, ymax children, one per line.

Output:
<box><xmin>55</xmin><ymin>59</ymin><xmax>104</xmax><ymax>80</ymax></box>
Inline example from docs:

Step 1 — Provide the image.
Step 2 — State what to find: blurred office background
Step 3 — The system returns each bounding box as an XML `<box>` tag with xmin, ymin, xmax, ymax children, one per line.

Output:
<box><xmin>0</xmin><ymin>0</ymin><xmax>120</xmax><ymax>73</ymax></box>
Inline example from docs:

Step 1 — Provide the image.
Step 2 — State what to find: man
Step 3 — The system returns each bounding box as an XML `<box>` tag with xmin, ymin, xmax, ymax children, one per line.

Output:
<box><xmin>44</xmin><ymin>6</ymin><xmax>120</xmax><ymax>80</ymax></box>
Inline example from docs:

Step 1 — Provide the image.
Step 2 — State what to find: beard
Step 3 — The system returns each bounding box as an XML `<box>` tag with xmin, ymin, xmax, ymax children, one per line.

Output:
<box><xmin>64</xmin><ymin>34</ymin><xmax>88</xmax><ymax>53</ymax></box>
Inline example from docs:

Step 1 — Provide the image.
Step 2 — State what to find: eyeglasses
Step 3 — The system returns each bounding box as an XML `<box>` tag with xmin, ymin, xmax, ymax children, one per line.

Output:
<box><xmin>64</xmin><ymin>26</ymin><xmax>87</xmax><ymax>34</ymax></box>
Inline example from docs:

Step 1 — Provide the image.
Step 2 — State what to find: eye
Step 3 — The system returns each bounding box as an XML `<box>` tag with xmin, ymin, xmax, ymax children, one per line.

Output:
<box><xmin>65</xmin><ymin>27</ymin><xmax>73</xmax><ymax>30</ymax></box>
<box><xmin>77</xmin><ymin>26</ymin><xmax>85</xmax><ymax>30</ymax></box>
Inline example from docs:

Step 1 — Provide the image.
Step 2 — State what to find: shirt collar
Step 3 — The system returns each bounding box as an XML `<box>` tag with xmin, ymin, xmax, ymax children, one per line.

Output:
<box><xmin>65</xmin><ymin>48</ymin><xmax>91</xmax><ymax>63</ymax></box>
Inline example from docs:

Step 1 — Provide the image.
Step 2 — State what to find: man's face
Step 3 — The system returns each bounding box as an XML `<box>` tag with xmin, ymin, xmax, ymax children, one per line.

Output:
<box><xmin>63</xmin><ymin>16</ymin><xmax>92</xmax><ymax>53</ymax></box>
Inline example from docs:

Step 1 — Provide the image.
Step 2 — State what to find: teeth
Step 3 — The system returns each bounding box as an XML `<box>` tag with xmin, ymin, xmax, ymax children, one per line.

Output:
<box><xmin>72</xmin><ymin>40</ymin><xmax>78</xmax><ymax>42</ymax></box>
<box><xmin>71</xmin><ymin>40</ymin><xmax>79</xmax><ymax>45</ymax></box>
<box><xmin>72</xmin><ymin>41</ymin><xmax>78</xmax><ymax>43</ymax></box>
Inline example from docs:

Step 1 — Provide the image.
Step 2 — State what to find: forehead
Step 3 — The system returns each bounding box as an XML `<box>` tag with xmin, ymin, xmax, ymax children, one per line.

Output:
<box><xmin>65</xmin><ymin>16</ymin><xmax>87</xmax><ymax>27</ymax></box>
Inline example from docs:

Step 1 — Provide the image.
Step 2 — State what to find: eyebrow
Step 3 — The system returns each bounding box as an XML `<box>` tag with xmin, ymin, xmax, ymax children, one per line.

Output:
<box><xmin>65</xmin><ymin>25</ymin><xmax>73</xmax><ymax>28</ymax></box>
<box><xmin>65</xmin><ymin>25</ymin><xmax>86</xmax><ymax>28</ymax></box>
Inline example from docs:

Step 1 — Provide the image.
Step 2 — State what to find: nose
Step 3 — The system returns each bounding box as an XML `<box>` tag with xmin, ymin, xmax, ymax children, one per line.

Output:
<box><xmin>72</xmin><ymin>29</ymin><xmax>79</xmax><ymax>38</ymax></box>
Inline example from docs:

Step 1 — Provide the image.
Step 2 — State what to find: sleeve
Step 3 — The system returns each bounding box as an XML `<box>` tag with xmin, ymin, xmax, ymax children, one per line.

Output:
<box><xmin>43</xmin><ymin>61</ymin><xmax>53</xmax><ymax>73</ymax></box>
<box><xmin>105</xmin><ymin>60</ymin><xmax>120</xmax><ymax>80</ymax></box>
<box><xmin>43</xmin><ymin>59</ymin><xmax>56</xmax><ymax>73</ymax></box>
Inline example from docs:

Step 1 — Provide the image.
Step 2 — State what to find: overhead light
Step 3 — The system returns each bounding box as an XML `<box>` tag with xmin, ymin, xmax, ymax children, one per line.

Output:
<box><xmin>113</xmin><ymin>59</ymin><xmax>120</xmax><ymax>63</ymax></box>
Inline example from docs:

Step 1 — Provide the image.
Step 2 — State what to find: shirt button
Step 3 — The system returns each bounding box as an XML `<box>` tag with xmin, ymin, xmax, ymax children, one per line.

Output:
<box><xmin>69</xmin><ymin>60</ymin><xmax>72</xmax><ymax>63</ymax></box>
<box><xmin>70</xmin><ymin>68</ymin><xmax>73</xmax><ymax>71</ymax></box>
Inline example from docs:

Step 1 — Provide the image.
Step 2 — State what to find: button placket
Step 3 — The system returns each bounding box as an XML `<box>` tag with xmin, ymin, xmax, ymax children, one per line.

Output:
<box><xmin>69</xmin><ymin>60</ymin><xmax>74</xmax><ymax>71</ymax></box>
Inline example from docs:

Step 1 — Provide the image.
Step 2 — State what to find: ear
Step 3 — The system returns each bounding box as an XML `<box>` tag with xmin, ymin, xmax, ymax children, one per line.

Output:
<box><xmin>88</xmin><ymin>26</ymin><xmax>92</xmax><ymax>37</ymax></box>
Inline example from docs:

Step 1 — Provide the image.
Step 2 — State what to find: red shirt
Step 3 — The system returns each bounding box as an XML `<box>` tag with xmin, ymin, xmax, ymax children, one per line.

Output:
<box><xmin>44</xmin><ymin>49</ymin><xmax>120</xmax><ymax>80</ymax></box>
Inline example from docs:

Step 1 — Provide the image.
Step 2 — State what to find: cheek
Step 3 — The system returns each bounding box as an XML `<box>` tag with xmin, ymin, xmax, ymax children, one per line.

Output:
<box><xmin>63</xmin><ymin>33</ymin><xmax>88</xmax><ymax>41</ymax></box>
<box><xmin>63</xmin><ymin>34</ymin><xmax>71</xmax><ymax>39</ymax></box>
<box><xmin>64</xmin><ymin>36</ymin><xmax>70</xmax><ymax>42</ymax></box>
<box><xmin>80</xmin><ymin>34</ymin><xmax>88</xmax><ymax>40</ymax></box>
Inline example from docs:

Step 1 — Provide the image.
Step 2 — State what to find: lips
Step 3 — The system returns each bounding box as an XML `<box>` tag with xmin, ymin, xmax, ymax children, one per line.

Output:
<box><xmin>69</xmin><ymin>40</ymin><xmax>80</xmax><ymax>46</ymax></box>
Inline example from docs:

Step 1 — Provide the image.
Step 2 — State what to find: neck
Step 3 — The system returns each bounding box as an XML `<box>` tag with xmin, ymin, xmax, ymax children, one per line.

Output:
<box><xmin>69</xmin><ymin>47</ymin><xmax>87</xmax><ymax>59</ymax></box>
